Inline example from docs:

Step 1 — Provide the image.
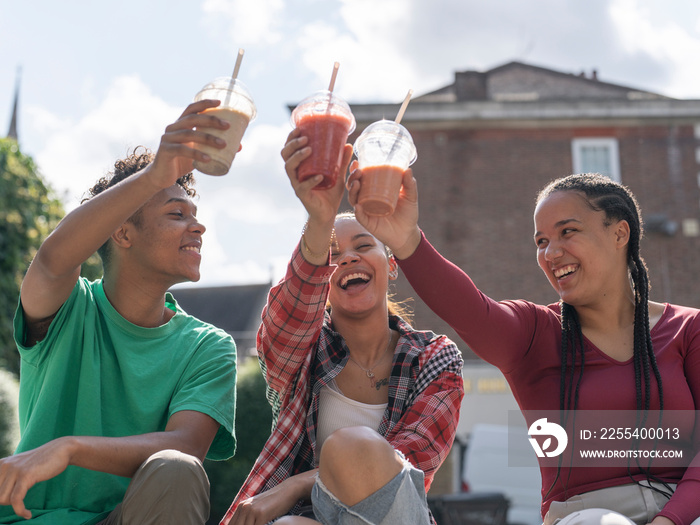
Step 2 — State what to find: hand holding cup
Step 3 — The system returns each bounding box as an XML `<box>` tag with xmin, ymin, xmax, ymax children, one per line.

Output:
<box><xmin>290</xmin><ymin>62</ymin><xmax>356</xmax><ymax>190</ymax></box>
<box><xmin>282</xmin><ymin>128</ymin><xmax>353</xmax><ymax>225</ymax></box>
<box><xmin>352</xmin><ymin>119</ymin><xmax>417</xmax><ymax>217</ymax></box>
<box><xmin>348</xmin><ymin>163</ymin><xmax>421</xmax><ymax>260</ymax></box>
<box><xmin>191</xmin><ymin>77</ymin><xmax>256</xmax><ymax>175</ymax></box>
<box><xmin>191</xmin><ymin>49</ymin><xmax>256</xmax><ymax>176</ymax></box>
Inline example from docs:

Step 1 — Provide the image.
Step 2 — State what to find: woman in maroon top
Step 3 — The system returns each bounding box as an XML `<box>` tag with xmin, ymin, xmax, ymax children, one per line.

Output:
<box><xmin>348</xmin><ymin>169</ymin><xmax>700</xmax><ymax>525</ymax></box>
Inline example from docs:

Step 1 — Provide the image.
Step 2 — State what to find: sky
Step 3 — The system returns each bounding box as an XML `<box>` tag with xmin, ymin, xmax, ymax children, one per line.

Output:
<box><xmin>2</xmin><ymin>0</ymin><xmax>700</xmax><ymax>287</ymax></box>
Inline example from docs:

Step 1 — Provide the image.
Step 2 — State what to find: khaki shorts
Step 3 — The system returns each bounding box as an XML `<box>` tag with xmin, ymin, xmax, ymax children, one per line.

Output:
<box><xmin>544</xmin><ymin>482</ymin><xmax>677</xmax><ymax>525</ymax></box>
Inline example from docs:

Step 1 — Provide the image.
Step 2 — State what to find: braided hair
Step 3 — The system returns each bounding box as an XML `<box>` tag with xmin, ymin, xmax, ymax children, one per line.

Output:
<box><xmin>536</xmin><ymin>173</ymin><xmax>667</xmax><ymax>494</ymax></box>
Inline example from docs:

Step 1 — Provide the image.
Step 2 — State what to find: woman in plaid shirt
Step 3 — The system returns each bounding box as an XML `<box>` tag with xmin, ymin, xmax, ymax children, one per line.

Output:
<box><xmin>222</xmin><ymin>129</ymin><xmax>464</xmax><ymax>525</ymax></box>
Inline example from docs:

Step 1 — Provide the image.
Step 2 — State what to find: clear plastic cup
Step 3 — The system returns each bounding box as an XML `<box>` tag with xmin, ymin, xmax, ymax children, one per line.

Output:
<box><xmin>291</xmin><ymin>90</ymin><xmax>356</xmax><ymax>189</ymax></box>
<box><xmin>192</xmin><ymin>77</ymin><xmax>257</xmax><ymax>176</ymax></box>
<box><xmin>353</xmin><ymin>120</ymin><xmax>417</xmax><ymax>216</ymax></box>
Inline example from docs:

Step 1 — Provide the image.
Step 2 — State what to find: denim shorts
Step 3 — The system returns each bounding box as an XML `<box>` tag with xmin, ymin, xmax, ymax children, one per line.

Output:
<box><xmin>310</xmin><ymin>457</ymin><xmax>431</xmax><ymax>525</ymax></box>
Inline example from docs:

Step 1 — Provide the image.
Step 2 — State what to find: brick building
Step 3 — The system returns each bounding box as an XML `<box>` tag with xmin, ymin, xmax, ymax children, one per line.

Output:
<box><xmin>349</xmin><ymin>61</ymin><xmax>700</xmax><ymax>359</ymax></box>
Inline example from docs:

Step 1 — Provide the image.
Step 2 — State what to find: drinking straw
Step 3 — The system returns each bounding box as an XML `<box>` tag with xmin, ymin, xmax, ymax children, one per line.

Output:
<box><xmin>328</xmin><ymin>62</ymin><xmax>340</xmax><ymax>92</ymax></box>
<box><xmin>386</xmin><ymin>89</ymin><xmax>414</xmax><ymax>161</ymax></box>
<box><xmin>394</xmin><ymin>89</ymin><xmax>413</xmax><ymax>123</ymax></box>
<box><xmin>325</xmin><ymin>61</ymin><xmax>340</xmax><ymax>112</ymax></box>
<box><xmin>224</xmin><ymin>48</ymin><xmax>245</xmax><ymax>107</ymax></box>
<box><xmin>232</xmin><ymin>48</ymin><xmax>245</xmax><ymax>80</ymax></box>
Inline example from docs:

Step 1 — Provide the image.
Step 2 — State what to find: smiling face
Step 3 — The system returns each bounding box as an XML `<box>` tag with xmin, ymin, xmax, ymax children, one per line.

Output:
<box><xmin>328</xmin><ymin>216</ymin><xmax>397</xmax><ymax>320</ymax></box>
<box><xmin>534</xmin><ymin>190</ymin><xmax>630</xmax><ymax>308</ymax></box>
<box><xmin>119</xmin><ymin>184</ymin><xmax>206</xmax><ymax>286</ymax></box>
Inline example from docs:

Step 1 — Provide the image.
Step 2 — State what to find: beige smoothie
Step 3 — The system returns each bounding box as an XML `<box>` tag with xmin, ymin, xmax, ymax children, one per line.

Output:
<box><xmin>193</xmin><ymin>107</ymin><xmax>251</xmax><ymax>176</ymax></box>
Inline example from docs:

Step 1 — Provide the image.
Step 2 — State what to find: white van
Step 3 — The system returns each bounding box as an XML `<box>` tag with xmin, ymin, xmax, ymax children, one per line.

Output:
<box><xmin>462</xmin><ymin>423</ymin><xmax>542</xmax><ymax>525</ymax></box>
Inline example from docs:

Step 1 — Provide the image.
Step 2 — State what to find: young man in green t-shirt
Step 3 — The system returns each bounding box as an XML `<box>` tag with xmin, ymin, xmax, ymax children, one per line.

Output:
<box><xmin>0</xmin><ymin>100</ymin><xmax>238</xmax><ymax>524</ymax></box>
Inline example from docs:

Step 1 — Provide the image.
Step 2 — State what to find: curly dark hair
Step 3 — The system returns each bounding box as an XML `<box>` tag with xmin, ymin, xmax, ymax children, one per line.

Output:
<box><xmin>82</xmin><ymin>146</ymin><xmax>197</xmax><ymax>268</ymax></box>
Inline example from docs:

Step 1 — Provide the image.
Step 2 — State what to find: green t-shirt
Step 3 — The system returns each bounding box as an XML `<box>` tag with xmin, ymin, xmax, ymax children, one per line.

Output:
<box><xmin>0</xmin><ymin>278</ymin><xmax>237</xmax><ymax>524</ymax></box>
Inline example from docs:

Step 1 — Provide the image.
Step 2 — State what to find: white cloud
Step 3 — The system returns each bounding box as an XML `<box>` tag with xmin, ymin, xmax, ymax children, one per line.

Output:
<box><xmin>192</xmin><ymin>121</ymin><xmax>299</xmax><ymax>218</ymax></box>
<box><xmin>191</xmin><ymin>199</ymin><xmax>302</xmax><ymax>286</ymax></box>
<box><xmin>609</xmin><ymin>0</ymin><xmax>700</xmax><ymax>98</ymax></box>
<box><xmin>611</xmin><ymin>0</ymin><xmax>677</xmax><ymax>59</ymax></box>
<box><xmin>10</xmin><ymin>0</ymin><xmax>700</xmax><ymax>292</ymax></box>
<box><xmin>24</xmin><ymin>106</ymin><xmax>69</xmax><ymax>143</ymax></box>
<box><xmin>26</xmin><ymin>71</ymin><xmax>305</xmax><ymax>287</ymax></box>
<box><xmin>201</xmin><ymin>0</ymin><xmax>284</xmax><ymax>47</ymax></box>
<box><xmin>225</xmin><ymin>122</ymin><xmax>293</xmax><ymax>188</ymax></box>
<box><xmin>31</xmin><ymin>75</ymin><xmax>180</xmax><ymax>209</ymax></box>
<box><xmin>292</xmin><ymin>2</ymin><xmax>423</xmax><ymax>102</ymax></box>
<box><xmin>210</xmin><ymin>186</ymin><xmax>298</xmax><ymax>223</ymax></box>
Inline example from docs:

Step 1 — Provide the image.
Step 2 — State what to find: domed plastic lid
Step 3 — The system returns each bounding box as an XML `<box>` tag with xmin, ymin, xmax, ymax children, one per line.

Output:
<box><xmin>353</xmin><ymin>119</ymin><xmax>417</xmax><ymax>168</ymax></box>
<box><xmin>194</xmin><ymin>77</ymin><xmax>257</xmax><ymax>121</ymax></box>
<box><xmin>290</xmin><ymin>90</ymin><xmax>356</xmax><ymax>133</ymax></box>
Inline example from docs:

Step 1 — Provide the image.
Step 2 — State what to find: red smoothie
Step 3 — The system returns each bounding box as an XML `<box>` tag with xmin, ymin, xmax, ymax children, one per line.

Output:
<box><xmin>296</xmin><ymin>112</ymin><xmax>354</xmax><ymax>189</ymax></box>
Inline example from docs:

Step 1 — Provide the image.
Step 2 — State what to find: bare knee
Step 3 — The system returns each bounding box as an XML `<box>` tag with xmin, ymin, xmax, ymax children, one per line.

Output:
<box><xmin>318</xmin><ymin>426</ymin><xmax>403</xmax><ymax>505</ymax></box>
<box><xmin>320</xmin><ymin>426</ymin><xmax>394</xmax><ymax>467</ymax></box>
<box><xmin>275</xmin><ymin>517</ymin><xmax>320</xmax><ymax>524</ymax></box>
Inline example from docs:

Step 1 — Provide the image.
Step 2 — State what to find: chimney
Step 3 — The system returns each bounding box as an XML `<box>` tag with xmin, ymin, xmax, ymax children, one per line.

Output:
<box><xmin>591</xmin><ymin>69</ymin><xmax>598</xmax><ymax>81</ymax></box>
<box><xmin>454</xmin><ymin>71</ymin><xmax>487</xmax><ymax>101</ymax></box>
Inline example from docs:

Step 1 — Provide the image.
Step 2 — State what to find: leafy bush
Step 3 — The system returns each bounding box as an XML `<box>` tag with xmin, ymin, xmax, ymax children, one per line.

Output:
<box><xmin>0</xmin><ymin>367</ymin><xmax>19</xmax><ymax>458</ymax></box>
<box><xmin>205</xmin><ymin>356</ymin><xmax>273</xmax><ymax>523</ymax></box>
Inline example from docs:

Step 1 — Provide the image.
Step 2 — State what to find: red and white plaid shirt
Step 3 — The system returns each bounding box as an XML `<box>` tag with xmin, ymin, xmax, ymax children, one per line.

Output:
<box><xmin>221</xmin><ymin>245</ymin><xmax>464</xmax><ymax>524</ymax></box>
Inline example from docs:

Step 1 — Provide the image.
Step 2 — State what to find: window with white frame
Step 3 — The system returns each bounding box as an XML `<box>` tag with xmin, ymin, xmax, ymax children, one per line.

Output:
<box><xmin>571</xmin><ymin>138</ymin><xmax>620</xmax><ymax>182</ymax></box>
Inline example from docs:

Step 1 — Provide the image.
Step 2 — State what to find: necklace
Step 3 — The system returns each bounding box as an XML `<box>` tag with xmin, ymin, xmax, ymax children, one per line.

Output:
<box><xmin>347</xmin><ymin>331</ymin><xmax>395</xmax><ymax>388</ymax></box>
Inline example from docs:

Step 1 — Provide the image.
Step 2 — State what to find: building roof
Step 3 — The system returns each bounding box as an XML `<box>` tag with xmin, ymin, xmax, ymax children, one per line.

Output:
<box><xmin>415</xmin><ymin>60</ymin><xmax>669</xmax><ymax>103</ymax></box>
<box><xmin>348</xmin><ymin>60</ymin><xmax>700</xmax><ymax>127</ymax></box>
<box><xmin>170</xmin><ymin>282</ymin><xmax>271</xmax><ymax>355</ymax></box>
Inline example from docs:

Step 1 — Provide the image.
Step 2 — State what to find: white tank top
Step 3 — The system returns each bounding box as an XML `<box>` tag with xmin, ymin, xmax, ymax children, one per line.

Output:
<box><xmin>315</xmin><ymin>380</ymin><xmax>388</xmax><ymax>463</ymax></box>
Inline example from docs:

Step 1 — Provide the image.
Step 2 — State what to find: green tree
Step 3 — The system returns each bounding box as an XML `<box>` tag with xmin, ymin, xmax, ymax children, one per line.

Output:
<box><xmin>0</xmin><ymin>138</ymin><xmax>65</xmax><ymax>375</ymax></box>
<box><xmin>0</xmin><ymin>138</ymin><xmax>103</xmax><ymax>376</ymax></box>
<box><xmin>205</xmin><ymin>357</ymin><xmax>273</xmax><ymax>523</ymax></box>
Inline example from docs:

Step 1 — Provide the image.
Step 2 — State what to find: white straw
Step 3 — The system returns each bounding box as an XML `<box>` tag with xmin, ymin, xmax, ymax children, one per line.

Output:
<box><xmin>231</xmin><ymin>48</ymin><xmax>245</xmax><ymax>80</ymax></box>
<box><xmin>395</xmin><ymin>89</ymin><xmax>413</xmax><ymax>124</ymax></box>
<box><xmin>224</xmin><ymin>48</ymin><xmax>245</xmax><ymax>107</ymax></box>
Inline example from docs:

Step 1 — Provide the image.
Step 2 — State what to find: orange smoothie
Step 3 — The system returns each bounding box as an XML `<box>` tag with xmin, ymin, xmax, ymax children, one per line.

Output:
<box><xmin>193</xmin><ymin>107</ymin><xmax>251</xmax><ymax>176</ymax></box>
<box><xmin>357</xmin><ymin>164</ymin><xmax>405</xmax><ymax>216</ymax></box>
<box><xmin>296</xmin><ymin>112</ymin><xmax>354</xmax><ymax>189</ymax></box>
